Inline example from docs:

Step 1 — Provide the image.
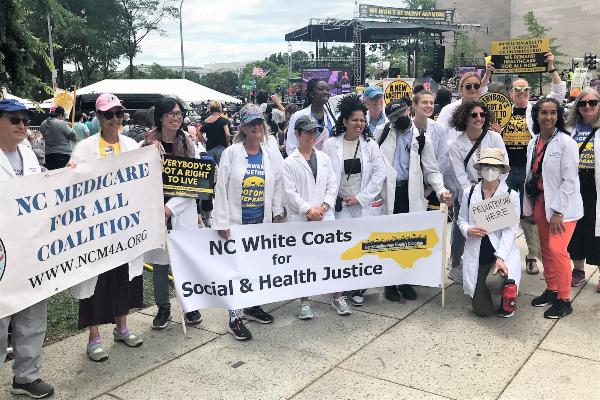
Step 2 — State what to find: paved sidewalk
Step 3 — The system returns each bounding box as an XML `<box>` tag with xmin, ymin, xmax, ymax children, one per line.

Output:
<box><xmin>2</xmin><ymin>238</ymin><xmax>599</xmax><ymax>400</ymax></box>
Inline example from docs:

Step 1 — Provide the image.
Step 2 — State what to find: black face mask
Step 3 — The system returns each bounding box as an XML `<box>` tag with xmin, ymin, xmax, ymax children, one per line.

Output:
<box><xmin>395</xmin><ymin>116</ymin><xmax>412</xmax><ymax>131</ymax></box>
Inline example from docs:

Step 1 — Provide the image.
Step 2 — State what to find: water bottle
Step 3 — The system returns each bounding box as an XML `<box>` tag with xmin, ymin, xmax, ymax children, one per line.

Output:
<box><xmin>502</xmin><ymin>278</ymin><xmax>518</xmax><ymax>313</ymax></box>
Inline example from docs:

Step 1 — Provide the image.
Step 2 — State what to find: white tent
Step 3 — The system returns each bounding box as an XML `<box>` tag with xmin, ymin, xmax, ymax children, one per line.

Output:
<box><xmin>1</xmin><ymin>91</ymin><xmax>38</xmax><ymax>109</ymax></box>
<box><xmin>74</xmin><ymin>79</ymin><xmax>241</xmax><ymax>104</ymax></box>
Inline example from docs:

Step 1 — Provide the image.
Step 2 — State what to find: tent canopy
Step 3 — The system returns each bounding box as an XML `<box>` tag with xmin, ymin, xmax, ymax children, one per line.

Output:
<box><xmin>75</xmin><ymin>79</ymin><xmax>241</xmax><ymax>104</ymax></box>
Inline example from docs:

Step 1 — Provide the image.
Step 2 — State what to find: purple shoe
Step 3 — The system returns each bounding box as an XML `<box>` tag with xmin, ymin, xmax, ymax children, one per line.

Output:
<box><xmin>571</xmin><ymin>269</ymin><xmax>585</xmax><ymax>287</ymax></box>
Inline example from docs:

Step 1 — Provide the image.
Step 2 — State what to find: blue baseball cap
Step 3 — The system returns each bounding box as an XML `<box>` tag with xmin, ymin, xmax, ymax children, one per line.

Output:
<box><xmin>0</xmin><ymin>98</ymin><xmax>34</xmax><ymax>115</ymax></box>
<box><xmin>239</xmin><ymin>104</ymin><xmax>264</xmax><ymax>125</ymax></box>
<box><xmin>363</xmin><ymin>86</ymin><xmax>384</xmax><ymax>99</ymax></box>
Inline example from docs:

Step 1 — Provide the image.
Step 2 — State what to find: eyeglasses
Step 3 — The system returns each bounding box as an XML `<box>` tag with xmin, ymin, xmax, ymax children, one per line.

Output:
<box><xmin>577</xmin><ymin>99</ymin><xmax>599</xmax><ymax>108</ymax></box>
<box><xmin>101</xmin><ymin>110</ymin><xmax>124</xmax><ymax>119</ymax></box>
<box><xmin>463</xmin><ymin>83</ymin><xmax>481</xmax><ymax>91</ymax></box>
<box><xmin>512</xmin><ymin>86</ymin><xmax>531</xmax><ymax>92</ymax></box>
<box><xmin>470</xmin><ymin>112</ymin><xmax>487</xmax><ymax>119</ymax></box>
<box><xmin>2</xmin><ymin>116</ymin><xmax>30</xmax><ymax>126</ymax></box>
<box><xmin>166</xmin><ymin>111</ymin><xmax>184</xmax><ymax>119</ymax></box>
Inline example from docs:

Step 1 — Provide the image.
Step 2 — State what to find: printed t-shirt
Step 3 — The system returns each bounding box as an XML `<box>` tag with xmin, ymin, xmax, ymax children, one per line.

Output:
<box><xmin>502</xmin><ymin>107</ymin><xmax>530</xmax><ymax>167</ymax></box>
<box><xmin>3</xmin><ymin>150</ymin><xmax>23</xmax><ymax>176</ymax></box>
<box><xmin>573</xmin><ymin>122</ymin><xmax>595</xmax><ymax>170</ymax></box>
<box><xmin>99</xmin><ymin>136</ymin><xmax>121</xmax><ymax>157</ymax></box>
<box><xmin>241</xmin><ymin>150</ymin><xmax>265</xmax><ymax>224</ymax></box>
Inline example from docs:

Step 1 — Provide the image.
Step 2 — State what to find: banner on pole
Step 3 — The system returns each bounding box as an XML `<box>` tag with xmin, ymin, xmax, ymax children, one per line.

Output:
<box><xmin>162</xmin><ymin>155</ymin><xmax>215</xmax><ymax>200</ymax></box>
<box><xmin>168</xmin><ymin>211</ymin><xmax>445</xmax><ymax>312</ymax></box>
<box><xmin>359</xmin><ymin>4</ymin><xmax>454</xmax><ymax>22</ymax></box>
<box><xmin>490</xmin><ymin>38</ymin><xmax>550</xmax><ymax>74</ymax></box>
<box><xmin>0</xmin><ymin>147</ymin><xmax>166</xmax><ymax>318</ymax></box>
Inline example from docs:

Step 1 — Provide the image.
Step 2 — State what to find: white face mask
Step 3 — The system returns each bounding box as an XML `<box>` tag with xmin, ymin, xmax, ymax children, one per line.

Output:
<box><xmin>480</xmin><ymin>165</ymin><xmax>501</xmax><ymax>182</ymax></box>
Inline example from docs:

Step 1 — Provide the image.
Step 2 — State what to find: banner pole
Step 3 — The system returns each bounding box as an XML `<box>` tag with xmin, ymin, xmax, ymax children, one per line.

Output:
<box><xmin>164</xmin><ymin>231</ymin><xmax>187</xmax><ymax>335</ymax></box>
<box><xmin>441</xmin><ymin>203</ymin><xmax>449</xmax><ymax>308</ymax></box>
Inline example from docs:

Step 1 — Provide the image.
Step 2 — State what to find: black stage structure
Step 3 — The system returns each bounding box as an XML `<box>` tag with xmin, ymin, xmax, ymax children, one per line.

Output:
<box><xmin>285</xmin><ymin>17</ymin><xmax>486</xmax><ymax>85</ymax></box>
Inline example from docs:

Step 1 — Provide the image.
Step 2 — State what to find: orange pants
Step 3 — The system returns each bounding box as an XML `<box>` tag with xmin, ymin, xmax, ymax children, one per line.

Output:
<box><xmin>533</xmin><ymin>193</ymin><xmax>576</xmax><ymax>300</ymax></box>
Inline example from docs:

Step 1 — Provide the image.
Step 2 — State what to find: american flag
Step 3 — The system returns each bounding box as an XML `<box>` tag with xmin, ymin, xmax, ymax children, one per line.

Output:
<box><xmin>252</xmin><ymin>66</ymin><xmax>266</xmax><ymax>77</ymax></box>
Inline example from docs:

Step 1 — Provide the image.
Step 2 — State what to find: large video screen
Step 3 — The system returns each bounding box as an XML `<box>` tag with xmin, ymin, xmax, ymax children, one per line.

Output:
<box><xmin>302</xmin><ymin>68</ymin><xmax>352</xmax><ymax>96</ymax></box>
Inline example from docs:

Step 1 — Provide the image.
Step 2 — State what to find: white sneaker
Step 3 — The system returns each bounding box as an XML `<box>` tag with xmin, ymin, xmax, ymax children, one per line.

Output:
<box><xmin>298</xmin><ymin>301</ymin><xmax>313</xmax><ymax>320</ymax></box>
<box><xmin>332</xmin><ymin>297</ymin><xmax>352</xmax><ymax>316</ymax></box>
<box><xmin>447</xmin><ymin>266</ymin><xmax>463</xmax><ymax>284</ymax></box>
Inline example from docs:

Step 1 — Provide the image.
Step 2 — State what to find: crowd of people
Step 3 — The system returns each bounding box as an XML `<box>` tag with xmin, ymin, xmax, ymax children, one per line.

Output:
<box><xmin>1</xmin><ymin>51</ymin><xmax>600</xmax><ymax>398</ymax></box>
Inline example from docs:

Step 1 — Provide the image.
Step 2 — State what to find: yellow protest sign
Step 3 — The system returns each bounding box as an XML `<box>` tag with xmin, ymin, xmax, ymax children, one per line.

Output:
<box><xmin>490</xmin><ymin>38</ymin><xmax>550</xmax><ymax>74</ymax></box>
<box><xmin>480</xmin><ymin>92</ymin><xmax>513</xmax><ymax>128</ymax></box>
<box><xmin>383</xmin><ymin>80</ymin><xmax>412</xmax><ymax>104</ymax></box>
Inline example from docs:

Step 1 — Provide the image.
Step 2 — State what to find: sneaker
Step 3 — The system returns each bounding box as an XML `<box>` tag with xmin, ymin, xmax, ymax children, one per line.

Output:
<box><xmin>228</xmin><ymin>318</ymin><xmax>252</xmax><ymax>340</ymax></box>
<box><xmin>184</xmin><ymin>310</ymin><xmax>202</xmax><ymax>325</ymax></box>
<box><xmin>11</xmin><ymin>378</ymin><xmax>54</xmax><ymax>399</ymax></box>
<box><xmin>113</xmin><ymin>328</ymin><xmax>143</xmax><ymax>347</ymax></box>
<box><xmin>531</xmin><ymin>289</ymin><xmax>558</xmax><ymax>307</ymax></box>
<box><xmin>350</xmin><ymin>290</ymin><xmax>364</xmax><ymax>306</ymax></box>
<box><xmin>152</xmin><ymin>306</ymin><xmax>171</xmax><ymax>330</ymax></box>
<box><xmin>331</xmin><ymin>297</ymin><xmax>352</xmax><ymax>316</ymax></box>
<box><xmin>298</xmin><ymin>301</ymin><xmax>313</xmax><ymax>320</ymax></box>
<box><xmin>243</xmin><ymin>306</ymin><xmax>274</xmax><ymax>324</ymax></box>
<box><xmin>544</xmin><ymin>298</ymin><xmax>573</xmax><ymax>319</ymax></box>
<box><xmin>447</xmin><ymin>266</ymin><xmax>463</xmax><ymax>284</ymax></box>
<box><xmin>497</xmin><ymin>302</ymin><xmax>514</xmax><ymax>318</ymax></box>
<box><xmin>571</xmin><ymin>269</ymin><xmax>586</xmax><ymax>287</ymax></box>
<box><xmin>398</xmin><ymin>284</ymin><xmax>417</xmax><ymax>300</ymax></box>
<box><xmin>384</xmin><ymin>285</ymin><xmax>400</xmax><ymax>302</ymax></box>
<box><xmin>87</xmin><ymin>341</ymin><xmax>109</xmax><ymax>362</ymax></box>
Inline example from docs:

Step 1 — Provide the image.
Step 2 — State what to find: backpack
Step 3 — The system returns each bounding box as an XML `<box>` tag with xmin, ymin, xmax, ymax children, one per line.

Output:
<box><xmin>467</xmin><ymin>185</ymin><xmax>512</xmax><ymax>208</ymax></box>
<box><xmin>377</xmin><ymin>122</ymin><xmax>426</xmax><ymax>155</ymax></box>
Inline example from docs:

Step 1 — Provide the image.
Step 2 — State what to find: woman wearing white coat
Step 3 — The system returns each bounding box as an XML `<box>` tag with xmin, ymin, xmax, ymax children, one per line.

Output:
<box><xmin>374</xmin><ymin>99</ymin><xmax>451</xmax><ymax>302</ymax></box>
<box><xmin>69</xmin><ymin>93</ymin><xmax>144</xmax><ymax>362</ymax></box>
<box><xmin>213</xmin><ymin>104</ymin><xmax>285</xmax><ymax>341</ymax></box>
<box><xmin>284</xmin><ymin>115</ymin><xmax>349</xmax><ymax>318</ymax></box>
<box><xmin>447</xmin><ymin>101</ymin><xmax>508</xmax><ymax>283</ymax></box>
<box><xmin>142</xmin><ymin>97</ymin><xmax>202</xmax><ymax>330</ymax></box>
<box><xmin>523</xmin><ymin>98</ymin><xmax>583</xmax><ymax>319</ymax></box>
<box><xmin>323</xmin><ymin>94</ymin><xmax>386</xmax><ymax>306</ymax></box>
<box><xmin>458</xmin><ymin>148</ymin><xmax>521</xmax><ymax>317</ymax></box>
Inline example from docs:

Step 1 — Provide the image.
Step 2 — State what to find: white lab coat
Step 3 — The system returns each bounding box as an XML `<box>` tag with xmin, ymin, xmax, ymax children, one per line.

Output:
<box><xmin>69</xmin><ymin>133</ymin><xmax>145</xmax><ymax>299</ymax></box>
<box><xmin>458</xmin><ymin>181</ymin><xmax>521</xmax><ymax>298</ymax></box>
<box><xmin>375</xmin><ymin>124</ymin><xmax>447</xmax><ymax>214</ymax></box>
<box><xmin>0</xmin><ymin>143</ymin><xmax>41</xmax><ymax>179</ymax></box>
<box><xmin>522</xmin><ymin>131</ymin><xmax>583</xmax><ymax>222</ymax></box>
<box><xmin>449</xmin><ymin>130</ymin><xmax>509</xmax><ymax>201</ymax></box>
<box><xmin>212</xmin><ymin>140</ymin><xmax>284</xmax><ymax>230</ymax></box>
<box><xmin>285</xmin><ymin>106</ymin><xmax>335</xmax><ymax>154</ymax></box>
<box><xmin>283</xmin><ymin>148</ymin><xmax>338</xmax><ymax>221</ymax></box>
<box><xmin>322</xmin><ymin>135</ymin><xmax>386</xmax><ymax>216</ymax></box>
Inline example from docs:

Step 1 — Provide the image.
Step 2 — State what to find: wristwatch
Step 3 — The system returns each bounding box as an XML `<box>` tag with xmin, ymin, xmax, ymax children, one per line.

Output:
<box><xmin>552</xmin><ymin>210</ymin><xmax>563</xmax><ymax>216</ymax></box>
<box><xmin>547</xmin><ymin>68</ymin><xmax>557</xmax><ymax>74</ymax></box>
<box><xmin>321</xmin><ymin>203</ymin><xmax>330</xmax><ymax>211</ymax></box>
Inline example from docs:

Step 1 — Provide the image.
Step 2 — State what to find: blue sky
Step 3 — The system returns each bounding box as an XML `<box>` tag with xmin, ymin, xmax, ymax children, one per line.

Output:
<box><xmin>132</xmin><ymin>0</ymin><xmax>409</xmax><ymax>67</ymax></box>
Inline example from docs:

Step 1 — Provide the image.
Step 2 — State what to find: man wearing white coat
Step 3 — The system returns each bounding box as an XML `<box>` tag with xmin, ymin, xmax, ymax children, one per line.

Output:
<box><xmin>0</xmin><ymin>99</ymin><xmax>55</xmax><ymax>398</ymax></box>
<box><xmin>458</xmin><ymin>148</ymin><xmax>521</xmax><ymax>318</ymax></box>
<box><xmin>374</xmin><ymin>99</ymin><xmax>451</xmax><ymax>302</ymax></box>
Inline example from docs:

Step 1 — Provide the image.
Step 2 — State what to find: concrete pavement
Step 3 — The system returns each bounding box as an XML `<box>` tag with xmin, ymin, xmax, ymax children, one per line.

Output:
<box><xmin>1</xmin><ymin>237</ymin><xmax>599</xmax><ymax>400</ymax></box>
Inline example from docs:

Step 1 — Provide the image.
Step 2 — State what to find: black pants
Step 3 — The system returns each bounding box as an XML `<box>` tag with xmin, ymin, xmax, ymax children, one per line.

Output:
<box><xmin>568</xmin><ymin>169</ymin><xmax>600</xmax><ymax>265</ymax></box>
<box><xmin>393</xmin><ymin>183</ymin><xmax>409</xmax><ymax>214</ymax></box>
<box><xmin>45</xmin><ymin>153</ymin><xmax>71</xmax><ymax>170</ymax></box>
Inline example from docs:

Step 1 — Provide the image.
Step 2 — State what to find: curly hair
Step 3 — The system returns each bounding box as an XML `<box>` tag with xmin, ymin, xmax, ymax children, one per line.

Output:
<box><xmin>450</xmin><ymin>100</ymin><xmax>491</xmax><ymax>133</ymax></box>
<box><xmin>332</xmin><ymin>93</ymin><xmax>370</xmax><ymax>140</ymax></box>
<box><xmin>531</xmin><ymin>97</ymin><xmax>566</xmax><ymax>135</ymax></box>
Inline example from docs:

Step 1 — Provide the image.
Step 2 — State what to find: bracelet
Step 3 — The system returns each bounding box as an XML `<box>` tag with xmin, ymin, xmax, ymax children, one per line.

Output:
<box><xmin>547</xmin><ymin>68</ymin><xmax>556</xmax><ymax>74</ymax></box>
<box><xmin>552</xmin><ymin>210</ymin><xmax>563</xmax><ymax>216</ymax></box>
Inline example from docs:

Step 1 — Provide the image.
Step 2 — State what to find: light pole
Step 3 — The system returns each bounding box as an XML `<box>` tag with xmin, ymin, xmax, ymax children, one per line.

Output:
<box><xmin>179</xmin><ymin>0</ymin><xmax>185</xmax><ymax>79</ymax></box>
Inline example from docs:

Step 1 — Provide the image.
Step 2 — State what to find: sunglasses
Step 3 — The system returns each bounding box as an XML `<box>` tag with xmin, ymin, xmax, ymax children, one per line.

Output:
<box><xmin>512</xmin><ymin>86</ymin><xmax>531</xmax><ymax>92</ymax></box>
<box><xmin>2</xmin><ymin>116</ymin><xmax>30</xmax><ymax>126</ymax></box>
<box><xmin>577</xmin><ymin>99</ymin><xmax>599</xmax><ymax>108</ymax></box>
<box><xmin>101</xmin><ymin>110</ymin><xmax>125</xmax><ymax>119</ymax></box>
<box><xmin>463</xmin><ymin>83</ymin><xmax>481</xmax><ymax>91</ymax></box>
<box><xmin>470</xmin><ymin>112</ymin><xmax>487</xmax><ymax>119</ymax></box>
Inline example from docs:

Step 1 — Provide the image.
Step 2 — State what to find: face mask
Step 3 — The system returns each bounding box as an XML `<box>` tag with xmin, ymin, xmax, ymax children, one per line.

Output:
<box><xmin>480</xmin><ymin>166</ymin><xmax>500</xmax><ymax>182</ymax></box>
<box><xmin>394</xmin><ymin>116</ymin><xmax>412</xmax><ymax>131</ymax></box>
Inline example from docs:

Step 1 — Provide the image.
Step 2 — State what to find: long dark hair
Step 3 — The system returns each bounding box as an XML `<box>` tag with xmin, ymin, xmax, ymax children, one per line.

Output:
<box><xmin>531</xmin><ymin>97</ymin><xmax>566</xmax><ymax>134</ymax></box>
<box><xmin>333</xmin><ymin>93</ymin><xmax>370</xmax><ymax>141</ymax></box>
<box><xmin>303</xmin><ymin>78</ymin><xmax>328</xmax><ymax>108</ymax></box>
<box><xmin>153</xmin><ymin>96</ymin><xmax>192</xmax><ymax>156</ymax></box>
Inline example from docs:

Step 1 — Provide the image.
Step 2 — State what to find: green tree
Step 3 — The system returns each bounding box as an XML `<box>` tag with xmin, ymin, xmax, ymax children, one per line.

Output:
<box><xmin>403</xmin><ymin>0</ymin><xmax>435</xmax><ymax>9</ymax></box>
<box><xmin>199</xmin><ymin>71</ymin><xmax>239</xmax><ymax>95</ymax></box>
<box><xmin>118</xmin><ymin>0</ymin><xmax>179</xmax><ymax>79</ymax></box>
<box><xmin>448</xmin><ymin>33</ymin><xmax>483</xmax><ymax>70</ymax></box>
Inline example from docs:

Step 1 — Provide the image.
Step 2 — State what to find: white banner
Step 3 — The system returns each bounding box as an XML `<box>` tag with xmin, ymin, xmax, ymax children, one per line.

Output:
<box><xmin>0</xmin><ymin>147</ymin><xmax>166</xmax><ymax>318</ymax></box>
<box><xmin>168</xmin><ymin>210</ymin><xmax>446</xmax><ymax>312</ymax></box>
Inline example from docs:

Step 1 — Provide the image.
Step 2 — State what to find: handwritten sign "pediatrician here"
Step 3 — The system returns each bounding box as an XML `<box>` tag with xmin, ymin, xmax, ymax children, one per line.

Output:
<box><xmin>470</xmin><ymin>192</ymin><xmax>519</xmax><ymax>233</ymax></box>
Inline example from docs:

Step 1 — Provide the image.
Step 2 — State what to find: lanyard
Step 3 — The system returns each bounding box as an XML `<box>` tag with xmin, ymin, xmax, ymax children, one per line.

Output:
<box><xmin>530</xmin><ymin>129</ymin><xmax>557</xmax><ymax>172</ymax></box>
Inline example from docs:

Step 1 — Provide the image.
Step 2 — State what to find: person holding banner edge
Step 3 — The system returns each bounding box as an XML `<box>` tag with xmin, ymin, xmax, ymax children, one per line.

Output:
<box><xmin>69</xmin><ymin>93</ymin><xmax>145</xmax><ymax>362</ymax></box>
<box><xmin>565</xmin><ymin>88</ymin><xmax>600</xmax><ymax>291</ymax></box>
<box><xmin>458</xmin><ymin>148</ymin><xmax>521</xmax><ymax>318</ymax></box>
<box><xmin>213</xmin><ymin>103</ymin><xmax>285</xmax><ymax>340</ymax></box>
<box><xmin>323</xmin><ymin>94</ymin><xmax>386</xmax><ymax>307</ymax></box>
<box><xmin>283</xmin><ymin>115</ymin><xmax>346</xmax><ymax>317</ymax></box>
<box><xmin>0</xmin><ymin>99</ymin><xmax>54</xmax><ymax>398</ymax></box>
<box><xmin>142</xmin><ymin>96</ymin><xmax>203</xmax><ymax>330</ymax></box>
<box><xmin>522</xmin><ymin>97</ymin><xmax>582</xmax><ymax>319</ymax></box>
<box><xmin>486</xmin><ymin>52</ymin><xmax>566</xmax><ymax>275</ymax></box>
<box><xmin>375</xmin><ymin>98</ymin><xmax>452</xmax><ymax>302</ymax></box>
